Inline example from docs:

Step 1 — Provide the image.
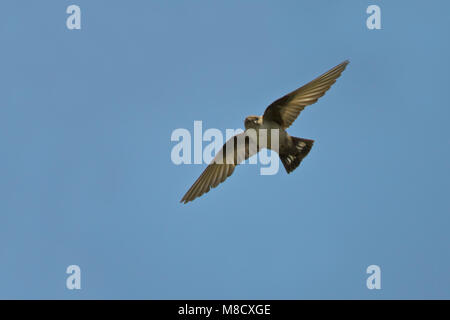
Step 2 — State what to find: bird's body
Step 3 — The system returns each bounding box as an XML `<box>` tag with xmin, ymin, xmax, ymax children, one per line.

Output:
<box><xmin>181</xmin><ymin>60</ymin><xmax>349</xmax><ymax>204</ymax></box>
<box><xmin>245</xmin><ymin>116</ymin><xmax>285</xmax><ymax>149</ymax></box>
<box><xmin>244</xmin><ymin>117</ymin><xmax>300</xmax><ymax>165</ymax></box>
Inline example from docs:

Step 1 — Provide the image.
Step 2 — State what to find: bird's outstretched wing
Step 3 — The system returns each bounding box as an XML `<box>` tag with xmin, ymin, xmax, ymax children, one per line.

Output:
<box><xmin>181</xmin><ymin>132</ymin><xmax>258</xmax><ymax>204</ymax></box>
<box><xmin>263</xmin><ymin>60</ymin><xmax>349</xmax><ymax>129</ymax></box>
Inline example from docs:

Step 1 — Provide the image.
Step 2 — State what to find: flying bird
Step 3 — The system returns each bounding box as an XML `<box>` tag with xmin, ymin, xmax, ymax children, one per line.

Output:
<box><xmin>181</xmin><ymin>60</ymin><xmax>349</xmax><ymax>204</ymax></box>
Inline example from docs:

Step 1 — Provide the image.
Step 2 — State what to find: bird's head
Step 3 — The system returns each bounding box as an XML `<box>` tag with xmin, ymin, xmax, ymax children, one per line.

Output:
<box><xmin>244</xmin><ymin>115</ymin><xmax>261</xmax><ymax>130</ymax></box>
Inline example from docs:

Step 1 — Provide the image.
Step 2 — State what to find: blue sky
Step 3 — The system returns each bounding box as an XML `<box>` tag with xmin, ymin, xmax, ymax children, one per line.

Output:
<box><xmin>1</xmin><ymin>1</ymin><xmax>449</xmax><ymax>299</ymax></box>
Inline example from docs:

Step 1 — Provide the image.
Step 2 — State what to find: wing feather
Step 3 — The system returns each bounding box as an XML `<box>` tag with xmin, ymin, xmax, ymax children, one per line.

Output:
<box><xmin>180</xmin><ymin>132</ymin><xmax>256</xmax><ymax>204</ymax></box>
<box><xmin>263</xmin><ymin>60</ymin><xmax>349</xmax><ymax>129</ymax></box>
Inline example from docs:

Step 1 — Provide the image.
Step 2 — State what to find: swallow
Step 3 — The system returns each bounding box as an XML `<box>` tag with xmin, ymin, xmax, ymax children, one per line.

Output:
<box><xmin>181</xmin><ymin>60</ymin><xmax>349</xmax><ymax>204</ymax></box>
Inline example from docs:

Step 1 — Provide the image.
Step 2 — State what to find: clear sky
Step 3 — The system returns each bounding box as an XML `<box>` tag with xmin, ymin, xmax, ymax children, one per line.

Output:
<box><xmin>1</xmin><ymin>1</ymin><xmax>449</xmax><ymax>299</ymax></box>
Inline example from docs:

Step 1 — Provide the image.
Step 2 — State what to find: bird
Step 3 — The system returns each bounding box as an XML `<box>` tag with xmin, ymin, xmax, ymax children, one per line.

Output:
<box><xmin>181</xmin><ymin>60</ymin><xmax>349</xmax><ymax>204</ymax></box>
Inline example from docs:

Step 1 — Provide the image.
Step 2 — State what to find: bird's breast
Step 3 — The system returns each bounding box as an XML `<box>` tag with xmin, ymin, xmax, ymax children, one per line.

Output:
<box><xmin>254</xmin><ymin>120</ymin><xmax>288</xmax><ymax>150</ymax></box>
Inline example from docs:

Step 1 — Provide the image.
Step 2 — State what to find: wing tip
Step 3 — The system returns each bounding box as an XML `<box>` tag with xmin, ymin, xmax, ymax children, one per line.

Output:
<box><xmin>180</xmin><ymin>197</ymin><xmax>192</xmax><ymax>204</ymax></box>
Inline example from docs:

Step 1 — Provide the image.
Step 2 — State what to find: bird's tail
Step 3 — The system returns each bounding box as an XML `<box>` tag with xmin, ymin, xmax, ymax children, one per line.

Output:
<box><xmin>279</xmin><ymin>137</ymin><xmax>314</xmax><ymax>174</ymax></box>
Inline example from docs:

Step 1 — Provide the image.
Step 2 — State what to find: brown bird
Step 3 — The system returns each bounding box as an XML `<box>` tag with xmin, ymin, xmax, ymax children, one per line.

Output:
<box><xmin>181</xmin><ymin>60</ymin><xmax>349</xmax><ymax>204</ymax></box>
